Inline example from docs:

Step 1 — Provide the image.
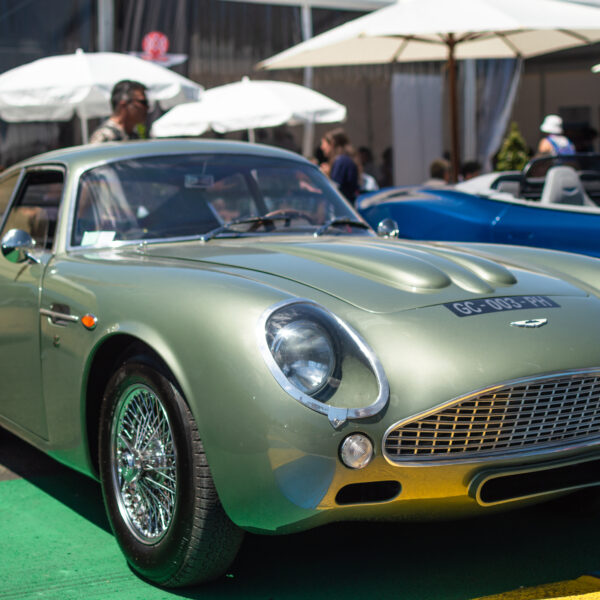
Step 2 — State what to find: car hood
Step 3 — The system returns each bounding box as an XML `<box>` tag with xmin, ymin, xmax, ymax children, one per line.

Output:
<box><xmin>139</xmin><ymin>236</ymin><xmax>588</xmax><ymax>313</ymax></box>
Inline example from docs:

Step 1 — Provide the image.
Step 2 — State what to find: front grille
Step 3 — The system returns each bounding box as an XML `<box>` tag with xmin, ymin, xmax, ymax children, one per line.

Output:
<box><xmin>384</xmin><ymin>371</ymin><xmax>600</xmax><ymax>463</ymax></box>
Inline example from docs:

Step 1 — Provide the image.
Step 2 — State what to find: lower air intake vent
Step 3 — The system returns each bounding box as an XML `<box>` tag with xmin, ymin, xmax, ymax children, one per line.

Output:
<box><xmin>335</xmin><ymin>481</ymin><xmax>401</xmax><ymax>505</ymax></box>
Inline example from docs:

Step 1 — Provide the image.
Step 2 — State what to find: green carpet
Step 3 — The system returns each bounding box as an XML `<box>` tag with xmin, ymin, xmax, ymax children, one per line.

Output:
<box><xmin>2</xmin><ymin>451</ymin><xmax>600</xmax><ymax>599</ymax></box>
<box><xmin>0</xmin><ymin>477</ymin><xmax>177</xmax><ymax>599</ymax></box>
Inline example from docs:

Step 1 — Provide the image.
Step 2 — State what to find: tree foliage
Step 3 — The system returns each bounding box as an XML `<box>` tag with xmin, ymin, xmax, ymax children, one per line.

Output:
<box><xmin>496</xmin><ymin>122</ymin><xmax>529</xmax><ymax>171</ymax></box>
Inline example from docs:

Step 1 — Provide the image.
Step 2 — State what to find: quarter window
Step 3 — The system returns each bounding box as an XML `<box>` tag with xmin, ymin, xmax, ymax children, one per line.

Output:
<box><xmin>0</xmin><ymin>170</ymin><xmax>63</xmax><ymax>251</ymax></box>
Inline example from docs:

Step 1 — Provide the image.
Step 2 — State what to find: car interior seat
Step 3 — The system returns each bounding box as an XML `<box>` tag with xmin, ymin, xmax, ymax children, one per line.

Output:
<box><xmin>539</xmin><ymin>165</ymin><xmax>595</xmax><ymax>206</ymax></box>
<box><xmin>496</xmin><ymin>180</ymin><xmax>521</xmax><ymax>197</ymax></box>
<box><xmin>138</xmin><ymin>188</ymin><xmax>221</xmax><ymax>237</ymax></box>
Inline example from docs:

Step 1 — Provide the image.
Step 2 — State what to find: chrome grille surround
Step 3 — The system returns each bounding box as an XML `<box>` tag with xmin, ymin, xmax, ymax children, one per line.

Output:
<box><xmin>383</xmin><ymin>369</ymin><xmax>600</xmax><ymax>465</ymax></box>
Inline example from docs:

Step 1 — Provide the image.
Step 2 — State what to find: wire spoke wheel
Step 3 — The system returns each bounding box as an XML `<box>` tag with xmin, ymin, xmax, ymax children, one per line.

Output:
<box><xmin>99</xmin><ymin>358</ymin><xmax>243</xmax><ymax>587</ymax></box>
<box><xmin>110</xmin><ymin>383</ymin><xmax>177</xmax><ymax>543</ymax></box>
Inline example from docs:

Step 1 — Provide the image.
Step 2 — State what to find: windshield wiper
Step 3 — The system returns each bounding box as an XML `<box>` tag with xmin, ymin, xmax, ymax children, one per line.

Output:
<box><xmin>200</xmin><ymin>216</ymin><xmax>272</xmax><ymax>242</ymax></box>
<box><xmin>202</xmin><ymin>215</ymin><xmax>371</xmax><ymax>242</ymax></box>
<box><xmin>201</xmin><ymin>211</ymin><xmax>319</xmax><ymax>242</ymax></box>
<box><xmin>313</xmin><ymin>218</ymin><xmax>371</xmax><ymax>237</ymax></box>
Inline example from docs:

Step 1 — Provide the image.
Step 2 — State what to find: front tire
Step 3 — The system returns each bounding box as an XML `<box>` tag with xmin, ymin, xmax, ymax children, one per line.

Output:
<box><xmin>98</xmin><ymin>358</ymin><xmax>243</xmax><ymax>587</ymax></box>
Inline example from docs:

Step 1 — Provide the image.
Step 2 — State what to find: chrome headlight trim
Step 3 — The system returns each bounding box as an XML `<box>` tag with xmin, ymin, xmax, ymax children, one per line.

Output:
<box><xmin>257</xmin><ymin>298</ymin><xmax>389</xmax><ymax>429</ymax></box>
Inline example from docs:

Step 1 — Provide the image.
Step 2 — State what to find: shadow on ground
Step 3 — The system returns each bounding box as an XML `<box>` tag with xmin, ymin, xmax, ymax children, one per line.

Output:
<box><xmin>2</xmin><ymin>427</ymin><xmax>599</xmax><ymax>600</ymax></box>
<box><xmin>0</xmin><ymin>427</ymin><xmax>111</xmax><ymax>533</ymax></box>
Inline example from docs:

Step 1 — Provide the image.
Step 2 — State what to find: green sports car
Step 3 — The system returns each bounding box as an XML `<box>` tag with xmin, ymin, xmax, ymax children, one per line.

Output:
<box><xmin>2</xmin><ymin>139</ymin><xmax>600</xmax><ymax>587</ymax></box>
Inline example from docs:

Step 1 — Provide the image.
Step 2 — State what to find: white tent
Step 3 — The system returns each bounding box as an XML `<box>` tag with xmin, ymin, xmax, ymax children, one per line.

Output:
<box><xmin>151</xmin><ymin>77</ymin><xmax>346</xmax><ymax>144</ymax></box>
<box><xmin>223</xmin><ymin>0</ymin><xmax>393</xmax><ymax>153</ymax></box>
<box><xmin>259</xmin><ymin>0</ymin><xmax>600</xmax><ymax>178</ymax></box>
<box><xmin>0</xmin><ymin>49</ymin><xmax>203</xmax><ymax>142</ymax></box>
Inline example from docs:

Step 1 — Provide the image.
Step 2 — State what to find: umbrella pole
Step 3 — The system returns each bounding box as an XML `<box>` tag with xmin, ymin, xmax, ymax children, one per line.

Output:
<box><xmin>80</xmin><ymin>113</ymin><xmax>89</xmax><ymax>144</ymax></box>
<box><xmin>301</xmin><ymin>2</ymin><xmax>315</xmax><ymax>158</ymax></box>
<box><xmin>447</xmin><ymin>36</ymin><xmax>460</xmax><ymax>183</ymax></box>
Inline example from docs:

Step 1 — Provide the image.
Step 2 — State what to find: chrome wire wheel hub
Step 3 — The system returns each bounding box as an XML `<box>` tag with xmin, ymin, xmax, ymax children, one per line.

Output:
<box><xmin>110</xmin><ymin>384</ymin><xmax>177</xmax><ymax>544</ymax></box>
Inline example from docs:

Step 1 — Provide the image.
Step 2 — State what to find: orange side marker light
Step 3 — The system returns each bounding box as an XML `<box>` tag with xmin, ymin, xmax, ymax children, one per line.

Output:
<box><xmin>81</xmin><ymin>314</ymin><xmax>97</xmax><ymax>330</ymax></box>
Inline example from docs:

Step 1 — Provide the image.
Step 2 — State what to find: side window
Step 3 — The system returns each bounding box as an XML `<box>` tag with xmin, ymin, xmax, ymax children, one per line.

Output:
<box><xmin>0</xmin><ymin>172</ymin><xmax>20</xmax><ymax>224</ymax></box>
<box><xmin>0</xmin><ymin>170</ymin><xmax>64</xmax><ymax>251</ymax></box>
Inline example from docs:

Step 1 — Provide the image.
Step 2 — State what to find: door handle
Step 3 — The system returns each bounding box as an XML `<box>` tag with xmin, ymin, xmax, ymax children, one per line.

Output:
<box><xmin>40</xmin><ymin>303</ymin><xmax>79</xmax><ymax>326</ymax></box>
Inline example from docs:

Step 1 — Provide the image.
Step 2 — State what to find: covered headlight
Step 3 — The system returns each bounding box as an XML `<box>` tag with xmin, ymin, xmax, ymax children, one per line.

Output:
<box><xmin>258</xmin><ymin>299</ymin><xmax>389</xmax><ymax>429</ymax></box>
<box><xmin>271</xmin><ymin>319</ymin><xmax>335</xmax><ymax>396</ymax></box>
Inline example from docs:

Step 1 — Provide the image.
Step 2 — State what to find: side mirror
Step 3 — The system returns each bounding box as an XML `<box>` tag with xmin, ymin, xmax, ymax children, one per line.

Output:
<box><xmin>377</xmin><ymin>218</ymin><xmax>400</xmax><ymax>239</ymax></box>
<box><xmin>1</xmin><ymin>229</ymin><xmax>37</xmax><ymax>264</ymax></box>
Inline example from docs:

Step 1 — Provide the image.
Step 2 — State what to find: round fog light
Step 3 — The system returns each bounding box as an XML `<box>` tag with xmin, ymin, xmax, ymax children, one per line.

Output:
<box><xmin>340</xmin><ymin>434</ymin><xmax>374</xmax><ymax>469</ymax></box>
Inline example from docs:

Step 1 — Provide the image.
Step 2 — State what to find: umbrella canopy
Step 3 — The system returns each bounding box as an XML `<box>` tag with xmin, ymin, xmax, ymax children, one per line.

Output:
<box><xmin>259</xmin><ymin>0</ymin><xmax>600</xmax><ymax>179</ymax></box>
<box><xmin>0</xmin><ymin>49</ymin><xmax>203</xmax><ymax>141</ymax></box>
<box><xmin>151</xmin><ymin>76</ymin><xmax>346</xmax><ymax>141</ymax></box>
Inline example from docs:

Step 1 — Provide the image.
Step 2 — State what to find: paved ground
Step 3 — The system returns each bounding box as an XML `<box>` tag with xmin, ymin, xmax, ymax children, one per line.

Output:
<box><xmin>2</xmin><ymin>427</ymin><xmax>600</xmax><ymax>599</ymax></box>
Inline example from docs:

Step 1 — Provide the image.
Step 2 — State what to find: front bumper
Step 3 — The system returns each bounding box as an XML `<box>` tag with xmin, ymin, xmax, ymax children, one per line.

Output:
<box><xmin>255</xmin><ymin>434</ymin><xmax>600</xmax><ymax>534</ymax></box>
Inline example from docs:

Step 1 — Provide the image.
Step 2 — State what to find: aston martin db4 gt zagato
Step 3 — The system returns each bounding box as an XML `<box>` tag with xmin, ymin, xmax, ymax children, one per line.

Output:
<box><xmin>1</xmin><ymin>140</ymin><xmax>600</xmax><ymax>587</ymax></box>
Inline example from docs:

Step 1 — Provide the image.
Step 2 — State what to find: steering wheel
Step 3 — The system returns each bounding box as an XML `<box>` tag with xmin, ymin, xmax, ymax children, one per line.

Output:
<box><xmin>248</xmin><ymin>208</ymin><xmax>316</xmax><ymax>231</ymax></box>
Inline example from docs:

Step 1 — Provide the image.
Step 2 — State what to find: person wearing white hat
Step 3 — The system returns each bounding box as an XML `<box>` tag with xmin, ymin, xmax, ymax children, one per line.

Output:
<box><xmin>537</xmin><ymin>114</ymin><xmax>575</xmax><ymax>156</ymax></box>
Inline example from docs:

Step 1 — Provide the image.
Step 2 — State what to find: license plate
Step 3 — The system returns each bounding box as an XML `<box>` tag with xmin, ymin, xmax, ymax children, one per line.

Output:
<box><xmin>445</xmin><ymin>295</ymin><xmax>560</xmax><ymax>317</ymax></box>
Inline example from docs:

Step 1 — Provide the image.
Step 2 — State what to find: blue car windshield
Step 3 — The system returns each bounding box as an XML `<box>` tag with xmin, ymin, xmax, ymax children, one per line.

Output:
<box><xmin>72</xmin><ymin>153</ymin><xmax>368</xmax><ymax>246</ymax></box>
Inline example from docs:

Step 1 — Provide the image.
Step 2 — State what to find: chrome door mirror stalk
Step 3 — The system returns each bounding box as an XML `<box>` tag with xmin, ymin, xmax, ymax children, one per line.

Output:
<box><xmin>377</xmin><ymin>218</ymin><xmax>400</xmax><ymax>238</ymax></box>
<box><xmin>1</xmin><ymin>229</ymin><xmax>39</xmax><ymax>264</ymax></box>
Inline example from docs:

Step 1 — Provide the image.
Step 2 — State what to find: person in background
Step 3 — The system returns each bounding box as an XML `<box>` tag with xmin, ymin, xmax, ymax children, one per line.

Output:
<box><xmin>537</xmin><ymin>114</ymin><xmax>575</xmax><ymax>156</ymax></box>
<box><xmin>320</xmin><ymin>127</ymin><xmax>360</xmax><ymax>204</ymax></box>
<box><xmin>358</xmin><ymin>146</ymin><xmax>377</xmax><ymax>179</ymax></box>
<box><xmin>272</xmin><ymin>125</ymin><xmax>301</xmax><ymax>154</ymax></box>
<box><xmin>359</xmin><ymin>168</ymin><xmax>379</xmax><ymax>193</ymax></box>
<box><xmin>461</xmin><ymin>160</ymin><xmax>482</xmax><ymax>181</ymax></box>
<box><xmin>89</xmin><ymin>80</ymin><xmax>148</xmax><ymax>143</ymax></box>
<box><xmin>357</xmin><ymin>145</ymin><xmax>379</xmax><ymax>193</ymax></box>
<box><xmin>312</xmin><ymin>144</ymin><xmax>327</xmax><ymax>167</ymax></box>
<box><xmin>378</xmin><ymin>147</ymin><xmax>394</xmax><ymax>188</ymax></box>
<box><xmin>423</xmin><ymin>158</ymin><xmax>450</xmax><ymax>187</ymax></box>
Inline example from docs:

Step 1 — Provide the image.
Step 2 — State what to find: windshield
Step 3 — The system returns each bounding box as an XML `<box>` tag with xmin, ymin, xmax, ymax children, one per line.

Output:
<box><xmin>523</xmin><ymin>154</ymin><xmax>600</xmax><ymax>179</ymax></box>
<box><xmin>71</xmin><ymin>153</ymin><xmax>369</xmax><ymax>246</ymax></box>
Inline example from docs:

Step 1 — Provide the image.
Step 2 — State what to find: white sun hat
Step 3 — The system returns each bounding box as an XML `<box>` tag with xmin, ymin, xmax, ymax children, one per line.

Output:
<box><xmin>540</xmin><ymin>114</ymin><xmax>563</xmax><ymax>135</ymax></box>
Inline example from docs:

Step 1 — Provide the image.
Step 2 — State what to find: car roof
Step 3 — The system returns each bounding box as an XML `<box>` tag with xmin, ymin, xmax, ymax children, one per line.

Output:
<box><xmin>8</xmin><ymin>138</ymin><xmax>310</xmax><ymax>172</ymax></box>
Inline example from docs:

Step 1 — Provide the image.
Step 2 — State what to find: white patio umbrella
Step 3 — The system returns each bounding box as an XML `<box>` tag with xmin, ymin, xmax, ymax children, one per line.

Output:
<box><xmin>0</xmin><ymin>48</ymin><xmax>203</xmax><ymax>142</ymax></box>
<box><xmin>151</xmin><ymin>76</ymin><xmax>346</xmax><ymax>151</ymax></box>
<box><xmin>259</xmin><ymin>0</ymin><xmax>600</xmax><ymax>179</ymax></box>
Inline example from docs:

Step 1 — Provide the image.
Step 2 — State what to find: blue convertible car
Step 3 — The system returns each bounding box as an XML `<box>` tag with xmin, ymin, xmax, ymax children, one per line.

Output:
<box><xmin>358</xmin><ymin>154</ymin><xmax>600</xmax><ymax>258</ymax></box>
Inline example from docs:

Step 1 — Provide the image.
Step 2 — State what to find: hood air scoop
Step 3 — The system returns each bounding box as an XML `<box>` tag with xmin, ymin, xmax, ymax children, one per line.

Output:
<box><xmin>292</xmin><ymin>242</ymin><xmax>517</xmax><ymax>294</ymax></box>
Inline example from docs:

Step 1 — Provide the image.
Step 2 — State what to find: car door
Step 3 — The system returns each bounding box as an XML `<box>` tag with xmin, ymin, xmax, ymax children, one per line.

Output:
<box><xmin>493</xmin><ymin>202</ymin><xmax>600</xmax><ymax>258</ymax></box>
<box><xmin>0</xmin><ymin>167</ymin><xmax>64</xmax><ymax>439</ymax></box>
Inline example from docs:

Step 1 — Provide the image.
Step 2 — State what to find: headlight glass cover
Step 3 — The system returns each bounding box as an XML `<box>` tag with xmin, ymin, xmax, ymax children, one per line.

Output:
<box><xmin>271</xmin><ymin>319</ymin><xmax>335</xmax><ymax>396</ymax></box>
<box><xmin>258</xmin><ymin>299</ymin><xmax>389</xmax><ymax>429</ymax></box>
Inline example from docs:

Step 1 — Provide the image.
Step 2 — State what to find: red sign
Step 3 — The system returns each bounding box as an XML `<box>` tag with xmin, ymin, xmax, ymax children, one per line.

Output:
<box><xmin>142</xmin><ymin>31</ymin><xmax>169</xmax><ymax>61</ymax></box>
